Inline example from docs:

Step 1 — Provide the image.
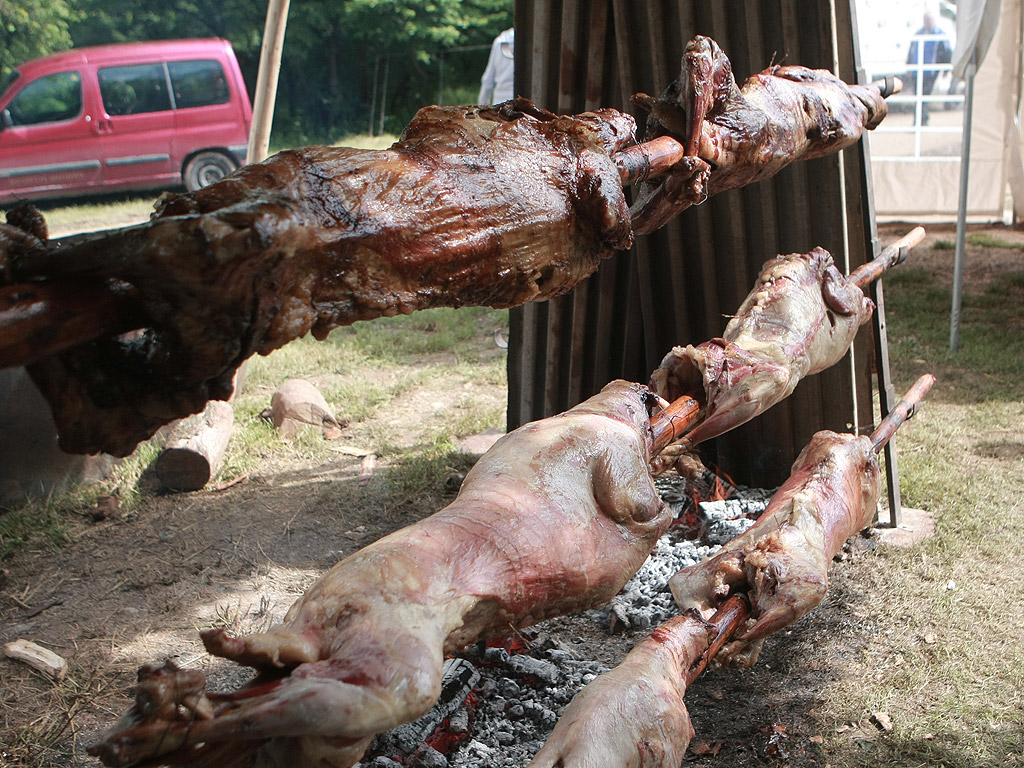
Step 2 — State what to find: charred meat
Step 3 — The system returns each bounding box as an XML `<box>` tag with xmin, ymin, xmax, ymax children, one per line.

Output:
<box><xmin>15</xmin><ymin>100</ymin><xmax>635</xmax><ymax>456</ymax></box>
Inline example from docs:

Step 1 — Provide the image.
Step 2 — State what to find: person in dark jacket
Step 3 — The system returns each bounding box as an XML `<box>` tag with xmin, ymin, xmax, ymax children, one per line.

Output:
<box><xmin>906</xmin><ymin>10</ymin><xmax>953</xmax><ymax>125</ymax></box>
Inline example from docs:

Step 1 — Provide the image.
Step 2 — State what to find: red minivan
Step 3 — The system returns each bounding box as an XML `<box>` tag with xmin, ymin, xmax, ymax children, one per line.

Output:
<box><xmin>0</xmin><ymin>38</ymin><xmax>252</xmax><ymax>203</ymax></box>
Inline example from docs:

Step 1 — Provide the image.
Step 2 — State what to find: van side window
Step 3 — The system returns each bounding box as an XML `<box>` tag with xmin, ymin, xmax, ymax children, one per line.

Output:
<box><xmin>98</xmin><ymin>64</ymin><xmax>172</xmax><ymax>116</ymax></box>
<box><xmin>168</xmin><ymin>60</ymin><xmax>231</xmax><ymax>109</ymax></box>
<box><xmin>8</xmin><ymin>71</ymin><xmax>83</xmax><ymax>125</ymax></box>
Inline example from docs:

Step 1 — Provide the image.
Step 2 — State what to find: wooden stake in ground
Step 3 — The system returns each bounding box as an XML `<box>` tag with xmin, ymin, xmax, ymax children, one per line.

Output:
<box><xmin>155</xmin><ymin>401</ymin><xmax>234</xmax><ymax>492</ymax></box>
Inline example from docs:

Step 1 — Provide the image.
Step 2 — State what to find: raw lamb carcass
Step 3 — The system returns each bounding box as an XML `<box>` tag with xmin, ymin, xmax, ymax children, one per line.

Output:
<box><xmin>17</xmin><ymin>99</ymin><xmax>636</xmax><ymax>456</ymax></box>
<box><xmin>669</xmin><ymin>429</ymin><xmax>882</xmax><ymax>666</ymax></box>
<box><xmin>650</xmin><ymin>246</ymin><xmax>874</xmax><ymax>448</ymax></box>
<box><xmin>90</xmin><ymin>380</ymin><xmax>673</xmax><ymax>768</ymax></box>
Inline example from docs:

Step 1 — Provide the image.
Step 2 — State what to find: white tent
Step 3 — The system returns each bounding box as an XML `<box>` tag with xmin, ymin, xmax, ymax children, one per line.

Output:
<box><xmin>862</xmin><ymin>0</ymin><xmax>1020</xmax><ymax>219</ymax></box>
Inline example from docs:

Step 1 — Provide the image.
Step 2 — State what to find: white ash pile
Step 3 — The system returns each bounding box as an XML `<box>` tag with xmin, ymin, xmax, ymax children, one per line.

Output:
<box><xmin>358</xmin><ymin>469</ymin><xmax>772</xmax><ymax>768</ymax></box>
<box><xmin>599</xmin><ymin>470</ymin><xmax>771</xmax><ymax>631</ymax></box>
<box><xmin>360</xmin><ymin>634</ymin><xmax>610</xmax><ymax>768</ymax></box>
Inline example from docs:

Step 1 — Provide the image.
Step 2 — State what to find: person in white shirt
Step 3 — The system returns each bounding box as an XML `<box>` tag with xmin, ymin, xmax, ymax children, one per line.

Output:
<box><xmin>478</xmin><ymin>27</ymin><xmax>515</xmax><ymax>105</ymax></box>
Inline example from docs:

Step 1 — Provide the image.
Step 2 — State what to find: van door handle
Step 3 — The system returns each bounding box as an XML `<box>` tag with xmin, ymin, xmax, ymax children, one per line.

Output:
<box><xmin>93</xmin><ymin>118</ymin><xmax>114</xmax><ymax>134</ymax></box>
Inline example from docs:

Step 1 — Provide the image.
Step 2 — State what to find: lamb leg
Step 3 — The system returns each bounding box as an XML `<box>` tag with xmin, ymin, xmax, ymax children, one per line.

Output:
<box><xmin>527</xmin><ymin>597</ymin><xmax>748</xmax><ymax>768</ymax></box>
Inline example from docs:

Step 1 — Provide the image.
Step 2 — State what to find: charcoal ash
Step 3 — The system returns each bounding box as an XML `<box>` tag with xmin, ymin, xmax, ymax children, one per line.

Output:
<box><xmin>361</xmin><ymin>635</ymin><xmax>610</xmax><ymax>768</ymax></box>
<box><xmin>698</xmin><ymin>498</ymin><xmax>764</xmax><ymax>544</ymax></box>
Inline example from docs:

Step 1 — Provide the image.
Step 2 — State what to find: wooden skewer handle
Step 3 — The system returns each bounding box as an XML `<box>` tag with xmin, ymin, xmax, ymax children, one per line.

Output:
<box><xmin>849</xmin><ymin>226</ymin><xmax>926</xmax><ymax>288</ymax></box>
<box><xmin>684</xmin><ymin>594</ymin><xmax>750</xmax><ymax>687</ymax></box>
<box><xmin>615</xmin><ymin>135</ymin><xmax>687</xmax><ymax>186</ymax></box>
<box><xmin>649</xmin><ymin>394</ymin><xmax>701</xmax><ymax>456</ymax></box>
<box><xmin>870</xmin><ymin>373</ymin><xmax>936</xmax><ymax>453</ymax></box>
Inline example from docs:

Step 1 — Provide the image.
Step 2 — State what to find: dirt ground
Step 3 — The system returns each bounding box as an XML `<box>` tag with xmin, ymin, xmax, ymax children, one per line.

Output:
<box><xmin>0</xmin><ymin>221</ymin><xmax>1019</xmax><ymax>767</ymax></box>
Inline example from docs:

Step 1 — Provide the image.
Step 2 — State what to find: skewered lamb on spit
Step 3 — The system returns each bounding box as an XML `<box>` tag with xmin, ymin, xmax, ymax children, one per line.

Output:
<box><xmin>90</xmin><ymin>380</ymin><xmax>673</xmax><ymax>767</ymax></box>
<box><xmin>649</xmin><ymin>246</ymin><xmax>876</xmax><ymax>450</ymax></box>
<box><xmin>0</xmin><ymin>36</ymin><xmax>894</xmax><ymax>457</ymax></box>
<box><xmin>529</xmin><ymin>377</ymin><xmax>933</xmax><ymax>768</ymax></box>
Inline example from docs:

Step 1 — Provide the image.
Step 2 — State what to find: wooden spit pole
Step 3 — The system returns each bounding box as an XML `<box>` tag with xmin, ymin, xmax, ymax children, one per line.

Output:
<box><xmin>684</xmin><ymin>594</ymin><xmax>750</xmax><ymax>687</ymax></box>
<box><xmin>869</xmin><ymin>373</ymin><xmax>935</xmax><ymax>453</ymax></box>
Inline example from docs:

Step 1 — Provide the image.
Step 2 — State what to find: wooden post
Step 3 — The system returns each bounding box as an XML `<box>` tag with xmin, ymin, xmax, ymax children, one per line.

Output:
<box><xmin>247</xmin><ymin>0</ymin><xmax>292</xmax><ymax>164</ymax></box>
<box><xmin>155</xmin><ymin>401</ymin><xmax>235</xmax><ymax>492</ymax></box>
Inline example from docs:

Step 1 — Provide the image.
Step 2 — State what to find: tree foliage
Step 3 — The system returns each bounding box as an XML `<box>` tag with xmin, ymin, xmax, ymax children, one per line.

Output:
<box><xmin>6</xmin><ymin>0</ymin><xmax>513</xmax><ymax>144</ymax></box>
<box><xmin>0</xmin><ymin>0</ymin><xmax>79</xmax><ymax>82</ymax></box>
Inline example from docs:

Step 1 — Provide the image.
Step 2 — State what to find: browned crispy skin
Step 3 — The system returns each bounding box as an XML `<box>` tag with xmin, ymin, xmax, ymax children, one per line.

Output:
<box><xmin>631</xmin><ymin>36</ymin><xmax>887</xmax><ymax>233</ymax></box>
<box><xmin>19</xmin><ymin>99</ymin><xmax>635</xmax><ymax>456</ymax></box>
<box><xmin>90</xmin><ymin>381</ymin><xmax>672</xmax><ymax>768</ymax></box>
<box><xmin>669</xmin><ymin>430</ymin><xmax>881</xmax><ymax>666</ymax></box>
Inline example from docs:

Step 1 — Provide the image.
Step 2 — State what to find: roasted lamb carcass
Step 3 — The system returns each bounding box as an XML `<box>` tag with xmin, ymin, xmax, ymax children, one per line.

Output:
<box><xmin>90</xmin><ymin>380</ymin><xmax>674</xmax><ymax>767</ymax></box>
<box><xmin>669</xmin><ymin>427</ymin><xmax>882</xmax><ymax>667</ymax></box>
<box><xmin>650</xmin><ymin>246</ymin><xmax>874</xmax><ymax>449</ymax></box>
<box><xmin>8</xmin><ymin>99</ymin><xmax>636</xmax><ymax>456</ymax></box>
<box><xmin>1</xmin><ymin>37</ymin><xmax>895</xmax><ymax>457</ymax></box>
<box><xmin>630</xmin><ymin>36</ymin><xmax>889</xmax><ymax>234</ymax></box>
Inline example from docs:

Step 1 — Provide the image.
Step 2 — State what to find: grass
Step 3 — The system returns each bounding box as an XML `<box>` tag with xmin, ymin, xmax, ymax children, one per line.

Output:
<box><xmin>925</xmin><ymin>233</ymin><xmax>1023</xmax><ymax>252</ymax></box>
<box><xmin>883</xmin><ymin>266</ymin><xmax>1024</xmax><ymax>401</ymax></box>
<box><xmin>816</xmin><ymin>256</ymin><xmax>1024</xmax><ymax>768</ymax></box>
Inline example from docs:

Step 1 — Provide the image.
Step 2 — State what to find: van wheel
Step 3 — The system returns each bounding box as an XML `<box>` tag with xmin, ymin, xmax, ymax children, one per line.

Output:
<box><xmin>184</xmin><ymin>152</ymin><xmax>238</xmax><ymax>191</ymax></box>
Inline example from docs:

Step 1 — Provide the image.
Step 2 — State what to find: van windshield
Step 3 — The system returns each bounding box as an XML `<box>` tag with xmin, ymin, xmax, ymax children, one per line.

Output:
<box><xmin>0</xmin><ymin>70</ymin><xmax>20</xmax><ymax>99</ymax></box>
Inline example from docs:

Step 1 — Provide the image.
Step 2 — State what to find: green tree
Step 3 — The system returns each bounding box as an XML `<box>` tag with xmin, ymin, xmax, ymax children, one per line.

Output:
<box><xmin>22</xmin><ymin>0</ymin><xmax>512</xmax><ymax>145</ymax></box>
<box><xmin>0</xmin><ymin>0</ymin><xmax>79</xmax><ymax>81</ymax></box>
<box><xmin>336</xmin><ymin>0</ymin><xmax>512</xmax><ymax>136</ymax></box>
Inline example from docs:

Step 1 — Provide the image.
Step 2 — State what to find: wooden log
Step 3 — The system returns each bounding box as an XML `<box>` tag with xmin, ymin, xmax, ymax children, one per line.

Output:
<box><xmin>155</xmin><ymin>400</ymin><xmax>234</xmax><ymax>492</ymax></box>
<box><xmin>3</xmin><ymin>638</ymin><xmax>68</xmax><ymax>680</ymax></box>
<box><xmin>269</xmin><ymin>379</ymin><xmax>343</xmax><ymax>439</ymax></box>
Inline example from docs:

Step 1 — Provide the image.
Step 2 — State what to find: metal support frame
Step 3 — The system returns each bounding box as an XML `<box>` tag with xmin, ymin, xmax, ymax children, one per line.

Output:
<box><xmin>869</xmin><ymin>243</ymin><xmax>910</xmax><ymax>528</ymax></box>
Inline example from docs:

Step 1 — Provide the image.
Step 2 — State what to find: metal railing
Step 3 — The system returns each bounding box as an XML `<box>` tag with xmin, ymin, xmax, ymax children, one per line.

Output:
<box><xmin>869</xmin><ymin>33</ymin><xmax>964</xmax><ymax>161</ymax></box>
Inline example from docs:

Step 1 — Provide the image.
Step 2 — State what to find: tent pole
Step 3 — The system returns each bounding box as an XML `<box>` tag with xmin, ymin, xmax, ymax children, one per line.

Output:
<box><xmin>247</xmin><ymin>0</ymin><xmax>291</xmax><ymax>164</ymax></box>
<box><xmin>950</xmin><ymin>53</ymin><xmax>977</xmax><ymax>352</ymax></box>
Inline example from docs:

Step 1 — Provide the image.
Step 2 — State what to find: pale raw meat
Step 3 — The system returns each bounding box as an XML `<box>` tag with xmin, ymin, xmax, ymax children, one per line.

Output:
<box><xmin>650</xmin><ymin>247</ymin><xmax>874</xmax><ymax>447</ymax></box>
<box><xmin>669</xmin><ymin>430</ymin><xmax>882</xmax><ymax>666</ymax></box>
<box><xmin>527</xmin><ymin>614</ymin><xmax>710</xmax><ymax>768</ymax></box>
<box><xmin>90</xmin><ymin>380</ymin><xmax>672</xmax><ymax>767</ymax></box>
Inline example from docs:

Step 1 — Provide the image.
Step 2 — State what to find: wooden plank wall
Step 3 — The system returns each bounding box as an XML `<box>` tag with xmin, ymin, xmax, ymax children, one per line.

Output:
<box><xmin>508</xmin><ymin>0</ymin><xmax>877</xmax><ymax>487</ymax></box>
